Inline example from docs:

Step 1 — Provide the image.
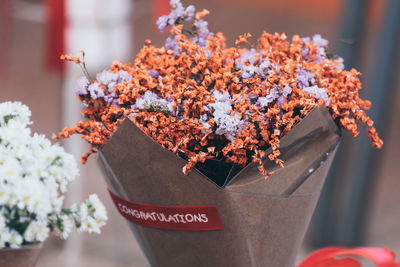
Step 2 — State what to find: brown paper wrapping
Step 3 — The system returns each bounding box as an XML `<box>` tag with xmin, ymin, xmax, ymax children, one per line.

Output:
<box><xmin>0</xmin><ymin>244</ymin><xmax>41</xmax><ymax>267</ymax></box>
<box><xmin>98</xmin><ymin>106</ymin><xmax>341</xmax><ymax>267</ymax></box>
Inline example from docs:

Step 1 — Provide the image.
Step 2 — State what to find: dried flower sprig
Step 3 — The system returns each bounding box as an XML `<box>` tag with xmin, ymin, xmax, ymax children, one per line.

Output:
<box><xmin>56</xmin><ymin>0</ymin><xmax>382</xmax><ymax>178</ymax></box>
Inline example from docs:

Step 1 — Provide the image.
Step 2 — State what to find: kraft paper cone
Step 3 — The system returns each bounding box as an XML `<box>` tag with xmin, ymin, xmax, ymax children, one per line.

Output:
<box><xmin>0</xmin><ymin>244</ymin><xmax>42</xmax><ymax>267</ymax></box>
<box><xmin>98</xmin><ymin>106</ymin><xmax>340</xmax><ymax>267</ymax></box>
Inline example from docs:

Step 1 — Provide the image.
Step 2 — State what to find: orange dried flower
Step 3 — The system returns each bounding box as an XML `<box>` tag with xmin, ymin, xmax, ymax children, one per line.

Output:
<box><xmin>56</xmin><ymin>3</ymin><xmax>382</xmax><ymax>179</ymax></box>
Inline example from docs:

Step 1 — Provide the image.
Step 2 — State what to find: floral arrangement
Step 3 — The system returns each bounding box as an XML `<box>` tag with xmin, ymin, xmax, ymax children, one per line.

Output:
<box><xmin>57</xmin><ymin>0</ymin><xmax>382</xmax><ymax>178</ymax></box>
<box><xmin>0</xmin><ymin>102</ymin><xmax>107</xmax><ymax>248</ymax></box>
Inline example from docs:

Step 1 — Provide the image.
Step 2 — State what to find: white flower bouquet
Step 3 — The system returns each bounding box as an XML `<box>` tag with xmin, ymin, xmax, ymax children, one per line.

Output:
<box><xmin>0</xmin><ymin>101</ymin><xmax>107</xmax><ymax>253</ymax></box>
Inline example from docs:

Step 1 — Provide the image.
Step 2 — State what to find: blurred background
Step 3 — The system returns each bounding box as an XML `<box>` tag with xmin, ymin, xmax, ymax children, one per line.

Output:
<box><xmin>0</xmin><ymin>0</ymin><xmax>399</xmax><ymax>266</ymax></box>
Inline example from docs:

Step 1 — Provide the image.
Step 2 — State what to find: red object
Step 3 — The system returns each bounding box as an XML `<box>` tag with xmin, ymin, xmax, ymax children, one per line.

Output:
<box><xmin>108</xmin><ymin>189</ymin><xmax>224</xmax><ymax>231</ymax></box>
<box><xmin>298</xmin><ymin>247</ymin><xmax>400</xmax><ymax>267</ymax></box>
<box><xmin>153</xmin><ymin>0</ymin><xmax>170</xmax><ymax>25</ymax></box>
<box><xmin>45</xmin><ymin>0</ymin><xmax>66</xmax><ymax>72</ymax></box>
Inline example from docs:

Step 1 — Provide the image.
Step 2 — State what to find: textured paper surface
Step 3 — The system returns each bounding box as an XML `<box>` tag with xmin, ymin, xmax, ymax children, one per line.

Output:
<box><xmin>98</xmin><ymin>106</ymin><xmax>340</xmax><ymax>267</ymax></box>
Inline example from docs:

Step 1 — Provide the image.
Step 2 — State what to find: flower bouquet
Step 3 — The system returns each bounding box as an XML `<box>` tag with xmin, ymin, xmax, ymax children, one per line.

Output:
<box><xmin>0</xmin><ymin>102</ymin><xmax>108</xmax><ymax>267</ymax></box>
<box><xmin>57</xmin><ymin>1</ymin><xmax>382</xmax><ymax>266</ymax></box>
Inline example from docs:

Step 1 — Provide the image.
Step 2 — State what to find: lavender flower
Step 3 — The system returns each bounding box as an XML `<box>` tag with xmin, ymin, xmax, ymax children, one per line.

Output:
<box><xmin>97</xmin><ymin>70</ymin><xmax>132</xmax><ymax>91</ymax></box>
<box><xmin>185</xmin><ymin>5</ymin><xmax>195</xmax><ymax>21</ymax></box>
<box><xmin>165</xmin><ymin>36</ymin><xmax>181</xmax><ymax>55</ymax></box>
<box><xmin>276</xmin><ymin>85</ymin><xmax>292</xmax><ymax>107</ymax></box>
<box><xmin>303</xmin><ymin>85</ymin><xmax>331</xmax><ymax>106</ymax></box>
<box><xmin>118</xmin><ymin>70</ymin><xmax>132</xmax><ymax>82</ymax></box>
<box><xmin>191</xmin><ymin>19</ymin><xmax>213</xmax><ymax>49</ymax></box>
<box><xmin>97</xmin><ymin>71</ymin><xmax>119</xmax><ymax>85</ymax></box>
<box><xmin>103</xmin><ymin>93</ymin><xmax>119</xmax><ymax>106</ymax></box>
<box><xmin>156</xmin><ymin>15</ymin><xmax>169</xmax><ymax>32</ymax></box>
<box><xmin>256</xmin><ymin>60</ymin><xmax>271</xmax><ymax>76</ymax></box>
<box><xmin>336</xmin><ymin>58</ymin><xmax>345</xmax><ymax>70</ymax></box>
<box><xmin>132</xmin><ymin>91</ymin><xmax>176</xmax><ymax>114</ymax></box>
<box><xmin>312</xmin><ymin>34</ymin><xmax>328</xmax><ymax>47</ymax></box>
<box><xmin>87</xmin><ymin>83</ymin><xmax>105</xmax><ymax>99</ymax></box>
<box><xmin>235</xmin><ymin>49</ymin><xmax>270</xmax><ymax>79</ymax></box>
<box><xmin>297</xmin><ymin>69</ymin><xmax>315</xmax><ymax>89</ymax></box>
<box><xmin>95</xmin><ymin>70</ymin><xmax>132</xmax><ymax>105</ymax></box>
<box><xmin>206</xmin><ymin>91</ymin><xmax>247</xmax><ymax>141</ymax></box>
<box><xmin>156</xmin><ymin>0</ymin><xmax>214</xmax><ymax>53</ymax></box>
<box><xmin>170</xmin><ymin>0</ymin><xmax>183</xmax><ymax>9</ymax></box>
<box><xmin>75</xmin><ymin>76</ymin><xmax>89</xmax><ymax>95</ymax></box>
<box><xmin>148</xmin><ymin>69</ymin><xmax>160</xmax><ymax>78</ymax></box>
<box><xmin>256</xmin><ymin>88</ymin><xmax>280</xmax><ymax>107</ymax></box>
<box><xmin>168</xmin><ymin>5</ymin><xmax>185</xmax><ymax>25</ymax></box>
<box><xmin>301</xmin><ymin>34</ymin><xmax>329</xmax><ymax>63</ymax></box>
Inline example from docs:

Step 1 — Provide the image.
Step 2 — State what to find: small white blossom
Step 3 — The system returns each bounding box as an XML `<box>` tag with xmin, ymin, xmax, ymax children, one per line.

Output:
<box><xmin>24</xmin><ymin>220</ymin><xmax>49</xmax><ymax>242</ymax></box>
<box><xmin>8</xmin><ymin>230</ymin><xmax>23</xmax><ymax>248</ymax></box>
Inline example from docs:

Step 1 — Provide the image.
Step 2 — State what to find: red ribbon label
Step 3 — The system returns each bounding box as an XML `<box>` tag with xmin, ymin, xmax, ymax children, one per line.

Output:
<box><xmin>108</xmin><ymin>189</ymin><xmax>224</xmax><ymax>231</ymax></box>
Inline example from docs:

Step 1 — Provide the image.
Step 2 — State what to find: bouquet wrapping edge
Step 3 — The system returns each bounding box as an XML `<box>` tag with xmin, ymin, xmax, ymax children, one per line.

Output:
<box><xmin>97</xmin><ymin>106</ymin><xmax>340</xmax><ymax>267</ymax></box>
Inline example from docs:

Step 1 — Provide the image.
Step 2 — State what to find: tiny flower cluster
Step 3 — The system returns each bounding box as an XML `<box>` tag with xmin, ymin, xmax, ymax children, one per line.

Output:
<box><xmin>0</xmin><ymin>102</ymin><xmax>107</xmax><ymax>248</ymax></box>
<box><xmin>57</xmin><ymin>0</ymin><xmax>382</xmax><ymax>178</ymax></box>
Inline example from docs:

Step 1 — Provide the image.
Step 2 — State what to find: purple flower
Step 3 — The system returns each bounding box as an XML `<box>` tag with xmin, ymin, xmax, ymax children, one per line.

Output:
<box><xmin>259</xmin><ymin>60</ymin><xmax>271</xmax><ymax>70</ymax></box>
<box><xmin>132</xmin><ymin>91</ymin><xmax>176</xmax><ymax>113</ymax></box>
<box><xmin>97</xmin><ymin>70</ymin><xmax>132</xmax><ymax>92</ymax></box>
<box><xmin>282</xmin><ymin>85</ymin><xmax>292</xmax><ymax>97</ymax></box>
<box><xmin>241</xmin><ymin>71</ymin><xmax>252</xmax><ymax>79</ymax></box>
<box><xmin>297</xmin><ymin>69</ymin><xmax>315</xmax><ymax>89</ymax></box>
<box><xmin>256</xmin><ymin>88</ymin><xmax>280</xmax><ymax>107</ymax></box>
<box><xmin>312</xmin><ymin>34</ymin><xmax>328</xmax><ymax>47</ymax></box>
<box><xmin>170</xmin><ymin>0</ymin><xmax>183</xmax><ymax>9</ymax></box>
<box><xmin>336</xmin><ymin>58</ymin><xmax>345</xmax><ymax>70</ymax></box>
<box><xmin>275</xmin><ymin>85</ymin><xmax>292</xmax><ymax>107</ymax></box>
<box><xmin>118</xmin><ymin>70</ymin><xmax>132</xmax><ymax>82</ymax></box>
<box><xmin>156</xmin><ymin>15</ymin><xmax>169</xmax><ymax>32</ymax></box>
<box><xmin>235</xmin><ymin>48</ymin><xmax>270</xmax><ymax>79</ymax></box>
<box><xmin>276</xmin><ymin>96</ymin><xmax>286</xmax><ymax>107</ymax></box>
<box><xmin>302</xmin><ymin>34</ymin><xmax>328</xmax><ymax>63</ymax></box>
<box><xmin>75</xmin><ymin>76</ymin><xmax>89</xmax><ymax>95</ymax></box>
<box><xmin>303</xmin><ymin>85</ymin><xmax>331</xmax><ymax>106</ymax></box>
<box><xmin>239</xmin><ymin>49</ymin><xmax>258</xmax><ymax>64</ymax></box>
<box><xmin>88</xmin><ymin>83</ymin><xmax>105</xmax><ymax>99</ymax></box>
<box><xmin>132</xmin><ymin>91</ymin><xmax>159</xmax><ymax>109</ymax></box>
<box><xmin>97</xmin><ymin>71</ymin><xmax>119</xmax><ymax>85</ymax></box>
<box><xmin>206</xmin><ymin>91</ymin><xmax>247</xmax><ymax>141</ymax></box>
<box><xmin>165</xmin><ymin>36</ymin><xmax>180</xmax><ymax>55</ymax></box>
<box><xmin>104</xmin><ymin>94</ymin><xmax>119</xmax><ymax>106</ymax></box>
<box><xmin>148</xmin><ymin>69</ymin><xmax>160</xmax><ymax>78</ymax></box>
<box><xmin>190</xmin><ymin>19</ymin><xmax>213</xmax><ymax>48</ymax></box>
<box><xmin>168</xmin><ymin>5</ymin><xmax>185</xmax><ymax>25</ymax></box>
<box><xmin>185</xmin><ymin>5</ymin><xmax>195</xmax><ymax>21</ymax></box>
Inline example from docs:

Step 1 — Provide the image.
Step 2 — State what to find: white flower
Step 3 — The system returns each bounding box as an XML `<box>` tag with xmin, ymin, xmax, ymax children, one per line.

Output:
<box><xmin>79</xmin><ymin>203</ymin><xmax>88</xmax><ymax>221</ymax></box>
<box><xmin>79</xmin><ymin>216</ymin><xmax>101</xmax><ymax>234</ymax></box>
<box><xmin>0</xmin><ymin>157</ymin><xmax>23</xmax><ymax>182</ymax></box>
<box><xmin>0</xmin><ymin>101</ymin><xmax>106</xmax><ymax>248</ymax></box>
<box><xmin>0</xmin><ymin>229</ymin><xmax>11</xmax><ymax>248</ymax></box>
<box><xmin>8</xmin><ymin>230</ymin><xmax>23</xmax><ymax>248</ymax></box>
<box><xmin>14</xmin><ymin>178</ymin><xmax>52</xmax><ymax>218</ymax></box>
<box><xmin>0</xmin><ymin>214</ymin><xmax>6</xmax><ymax>230</ymax></box>
<box><xmin>0</xmin><ymin>101</ymin><xmax>31</xmax><ymax>127</ymax></box>
<box><xmin>88</xmin><ymin>194</ymin><xmax>107</xmax><ymax>220</ymax></box>
<box><xmin>54</xmin><ymin>215</ymin><xmax>73</xmax><ymax>240</ymax></box>
<box><xmin>24</xmin><ymin>220</ymin><xmax>49</xmax><ymax>242</ymax></box>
